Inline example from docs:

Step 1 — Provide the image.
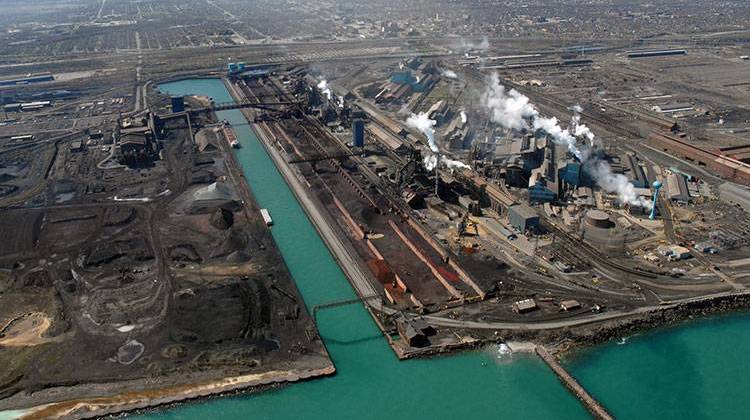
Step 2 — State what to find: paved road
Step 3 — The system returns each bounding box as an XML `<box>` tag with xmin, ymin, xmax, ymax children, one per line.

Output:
<box><xmin>424</xmin><ymin>289</ymin><xmax>750</xmax><ymax>330</ymax></box>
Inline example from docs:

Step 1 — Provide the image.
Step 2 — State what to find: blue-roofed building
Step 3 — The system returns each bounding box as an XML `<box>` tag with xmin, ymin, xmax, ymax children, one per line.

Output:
<box><xmin>171</xmin><ymin>96</ymin><xmax>185</xmax><ymax>113</ymax></box>
<box><xmin>391</xmin><ymin>70</ymin><xmax>416</xmax><ymax>85</ymax></box>
<box><xmin>529</xmin><ymin>180</ymin><xmax>557</xmax><ymax>204</ymax></box>
<box><xmin>352</xmin><ymin>119</ymin><xmax>365</xmax><ymax>147</ymax></box>
<box><xmin>560</xmin><ymin>161</ymin><xmax>581</xmax><ymax>187</ymax></box>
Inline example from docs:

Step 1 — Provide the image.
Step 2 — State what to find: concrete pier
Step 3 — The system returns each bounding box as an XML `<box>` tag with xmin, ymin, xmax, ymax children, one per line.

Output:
<box><xmin>536</xmin><ymin>346</ymin><xmax>614</xmax><ymax>420</ymax></box>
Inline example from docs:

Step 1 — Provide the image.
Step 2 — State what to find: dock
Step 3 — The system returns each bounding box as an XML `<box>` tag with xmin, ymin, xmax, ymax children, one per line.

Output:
<box><xmin>536</xmin><ymin>346</ymin><xmax>614</xmax><ymax>420</ymax></box>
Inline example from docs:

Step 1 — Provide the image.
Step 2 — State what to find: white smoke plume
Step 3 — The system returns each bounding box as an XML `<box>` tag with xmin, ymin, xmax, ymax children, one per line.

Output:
<box><xmin>570</xmin><ymin>105</ymin><xmax>595</xmax><ymax>146</ymax></box>
<box><xmin>423</xmin><ymin>154</ymin><xmax>438</xmax><ymax>171</ymax></box>
<box><xmin>406</xmin><ymin>112</ymin><xmax>438</xmax><ymax>153</ymax></box>
<box><xmin>459</xmin><ymin>36</ymin><xmax>490</xmax><ymax>52</ymax></box>
<box><xmin>317</xmin><ymin>79</ymin><xmax>332</xmax><ymax>100</ymax></box>
<box><xmin>481</xmin><ymin>73</ymin><xmax>538</xmax><ymax>131</ymax></box>
<box><xmin>441</xmin><ymin>69</ymin><xmax>458</xmax><ymax>79</ymax></box>
<box><xmin>481</xmin><ymin>72</ymin><xmax>651</xmax><ymax>208</ymax></box>
<box><xmin>406</xmin><ymin>112</ymin><xmax>470</xmax><ymax>171</ymax></box>
<box><xmin>460</xmin><ymin>110</ymin><xmax>467</xmax><ymax>124</ymax></box>
<box><xmin>586</xmin><ymin>161</ymin><xmax>653</xmax><ymax>208</ymax></box>
<box><xmin>442</xmin><ymin>155</ymin><xmax>470</xmax><ymax>170</ymax></box>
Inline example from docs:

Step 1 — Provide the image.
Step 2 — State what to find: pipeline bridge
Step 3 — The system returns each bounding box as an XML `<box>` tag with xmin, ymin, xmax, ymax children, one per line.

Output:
<box><xmin>312</xmin><ymin>294</ymin><xmax>381</xmax><ymax>319</ymax></box>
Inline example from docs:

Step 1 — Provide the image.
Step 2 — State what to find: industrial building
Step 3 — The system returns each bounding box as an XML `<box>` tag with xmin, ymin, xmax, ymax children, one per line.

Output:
<box><xmin>508</xmin><ymin>204</ymin><xmax>539</xmax><ymax>233</ymax></box>
<box><xmin>649</xmin><ymin>132</ymin><xmax>750</xmax><ymax>185</ymax></box>
<box><xmin>352</xmin><ymin>119</ymin><xmax>364</xmax><ymax>147</ymax></box>
<box><xmin>512</xmin><ymin>298</ymin><xmax>538</xmax><ymax>313</ymax></box>
<box><xmin>0</xmin><ymin>73</ymin><xmax>54</xmax><ymax>87</ymax></box>
<box><xmin>627</xmin><ymin>49</ymin><xmax>687</xmax><ymax>58</ymax></box>
<box><xmin>171</xmin><ymin>96</ymin><xmax>185</xmax><ymax>113</ymax></box>
<box><xmin>622</xmin><ymin>154</ymin><xmax>649</xmax><ymax>188</ymax></box>
<box><xmin>666</xmin><ymin>172</ymin><xmax>691</xmax><ymax>204</ymax></box>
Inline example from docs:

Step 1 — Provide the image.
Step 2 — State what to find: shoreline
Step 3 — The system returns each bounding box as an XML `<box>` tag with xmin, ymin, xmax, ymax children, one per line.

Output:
<box><xmin>16</xmin><ymin>366</ymin><xmax>335</xmax><ymax>420</ymax></box>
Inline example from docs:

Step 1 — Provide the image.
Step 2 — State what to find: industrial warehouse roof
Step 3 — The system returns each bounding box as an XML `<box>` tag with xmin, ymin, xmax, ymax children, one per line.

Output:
<box><xmin>509</xmin><ymin>203</ymin><xmax>538</xmax><ymax>219</ymax></box>
<box><xmin>366</xmin><ymin>123</ymin><xmax>404</xmax><ymax>151</ymax></box>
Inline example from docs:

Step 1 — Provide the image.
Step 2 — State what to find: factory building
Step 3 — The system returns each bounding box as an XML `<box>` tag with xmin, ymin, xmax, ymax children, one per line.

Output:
<box><xmin>227</xmin><ymin>62</ymin><xmax>246</xmax><ymax>74</ymax></box>
<box><xmin>529</xmin><ymin>180</ymin><xmax>556</xmax><ymax>203</ymax></box>
<box><xmin>648</xmin><ymin>132</ymin><xmax>750</xmax><ymax>185</ymax></box>
<box><xmin>0</xmin><ymin>73</ymin><xmax>54</xmax><ymax>87</ymax></box>
<box><xmin>623</xmin><ymin>154</ymin><xmax>649</xmax><ymax>188</ymax></box>
<box><xmin>352</xmin><ymin>119</ymin><xmax>365</xmax><ymax>147</ymax></box>
<box><xmin>512</xmin><ymin>298</ymin><xmax>538</xmax><ymax>314</ymax></box>
<box><xmin>627</xmin><ymin>49</ymin><xmax>687</xmax><ymax>58</ymax></box>
<box><xmin>508</xmin><ymin>204</ymin><xmax>539</xmax><ymax>233</ymax></box>
<box><xmin>666</xmin><ymin>172</ymin><xmax>691</xmax><ymax>204</ymax></box>
<box><xmin>560</xmin><ymin>161</ymin><xmax>582</xmax><ymax>187</ymax></box>
<box><xmin>395</xmin><ymin>315</ymin><xmax>434</xmax><ymax>348</ymax></box>
<box><xmin>171</xmin><ymin>96</ymin><xmax>185</xmax><ymax>113</ymax></box>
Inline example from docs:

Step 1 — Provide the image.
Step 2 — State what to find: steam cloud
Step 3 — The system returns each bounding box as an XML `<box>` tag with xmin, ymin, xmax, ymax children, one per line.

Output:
<box><xmin>460</xmin><ymin>110</ymin><xmax>467</xmax><ymax>124</ymax></box>
<box><xmin>406</xmin><ymin>112</ymin><xmax>470</xmax><ymax>172</ymax></box>
<box><xmin>441</xmin><ymin>69</ymin><xmax>458</xmax><ymax>79</ymax></box>
<box><xmin>406</xmin><ymin>112</ymin><xmax>438</xmax><ymax>153</ymax></box>
<box><xmin>481</xmin><ymin>72</ymin><xmax>651</xmax><ymax>208</ymax></box>
<box><xmin>406</xmin><ymin>112</ymin><xmax>439</xmax><ymax>170</ymax></box>
<box><xmin>459</xmin><ymin>36</ymin><xmax>490</xmax><ymax>52</ymax></box>
<box><xmin>317</xmin><ymin>79</ymin><xmax>332</xmax><ymax>100</ymax></box>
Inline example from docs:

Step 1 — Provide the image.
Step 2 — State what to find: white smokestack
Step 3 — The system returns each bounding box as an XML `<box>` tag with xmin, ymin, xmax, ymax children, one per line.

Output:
<box><xmin>480</xmin><ymin>72</ymin><xmax>651</xmax><ymax>209</ymax></box>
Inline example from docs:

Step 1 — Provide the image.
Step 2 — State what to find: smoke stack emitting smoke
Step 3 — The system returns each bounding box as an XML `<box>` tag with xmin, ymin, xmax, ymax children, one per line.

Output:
<box><xmin>481</xmin><ymin>72</ymin><xmax>652</xmax><ymax>209</ymax></box>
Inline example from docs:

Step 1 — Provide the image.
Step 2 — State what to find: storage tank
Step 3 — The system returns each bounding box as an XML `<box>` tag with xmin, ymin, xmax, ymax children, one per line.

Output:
<box><xmin>585</xmin><ymin>209</ymin><xmax>613</xmax><ymax>229</ymax></box>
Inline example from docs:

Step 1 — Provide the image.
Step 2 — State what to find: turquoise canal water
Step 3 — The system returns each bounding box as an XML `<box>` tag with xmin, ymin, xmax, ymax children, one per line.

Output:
<box><xmin>153</xmin><ymin>78</ymin><xmax>587</xmax><ymax>419</ymax></box>
<box><xmin>155</xmin><ymin>78</ymin><xmax>750</xmax><ymax>420</ymax></box>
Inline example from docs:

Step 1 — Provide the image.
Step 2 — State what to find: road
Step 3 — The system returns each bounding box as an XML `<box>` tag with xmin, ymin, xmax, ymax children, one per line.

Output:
<box><xmin>424</xmin><ymin>289</ymin><xmax>750</xmax><ymax>330</ymax></box>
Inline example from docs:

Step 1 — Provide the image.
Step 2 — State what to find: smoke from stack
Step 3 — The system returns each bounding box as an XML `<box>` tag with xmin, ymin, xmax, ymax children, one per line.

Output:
<box><xmin>406</xmin><ymin>112</ymin><xmax>470</xmax><ymax>172</ymax></box>
<box><xmin>442</xmin><ymin>156</ymin><xmax>470</xmax><ymax>170</ymax></box>
<box><xmin>441</xmin><ymin>69</ymin><xmax>458</xmax><ymax>79</ymax></box>
<box><xmin>406</xmin><ymin>112</ymin><xmax>438</xmax><ymax>153</ymax></box>
<box><xmin>460</xmin><ymin>110</ymin><xmax>468</xmax><ymax>124</ymax></box>
<box><xmin>406</xmin><ymin>112</ymin><xmax>440</xmax><ymax>171</ymax></box>
<box><xmin>570</xmin><ymin>104</ymin><xmax>595</xmax><ymax>146</ymax></box>
<box><xmin>459</xmin><ymin>36</ymin><xmax>490</xmax><ymax>52</ymax></box>
<box><xmin>317</xmin><ymin>79</ymin><xmax>332</xmax><ymax>100</ymax></box>
<box><xmin>480</xmin><ymin>72</ymin><xmax>651</xmax><ymax>208</ymax></box>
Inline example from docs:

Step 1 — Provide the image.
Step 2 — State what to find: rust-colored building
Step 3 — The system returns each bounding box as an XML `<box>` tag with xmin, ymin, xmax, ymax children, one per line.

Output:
<box><xmin>648</xmin><ymin>132</ymin><xmax>750</xmax><ymax>186</ymax></box>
